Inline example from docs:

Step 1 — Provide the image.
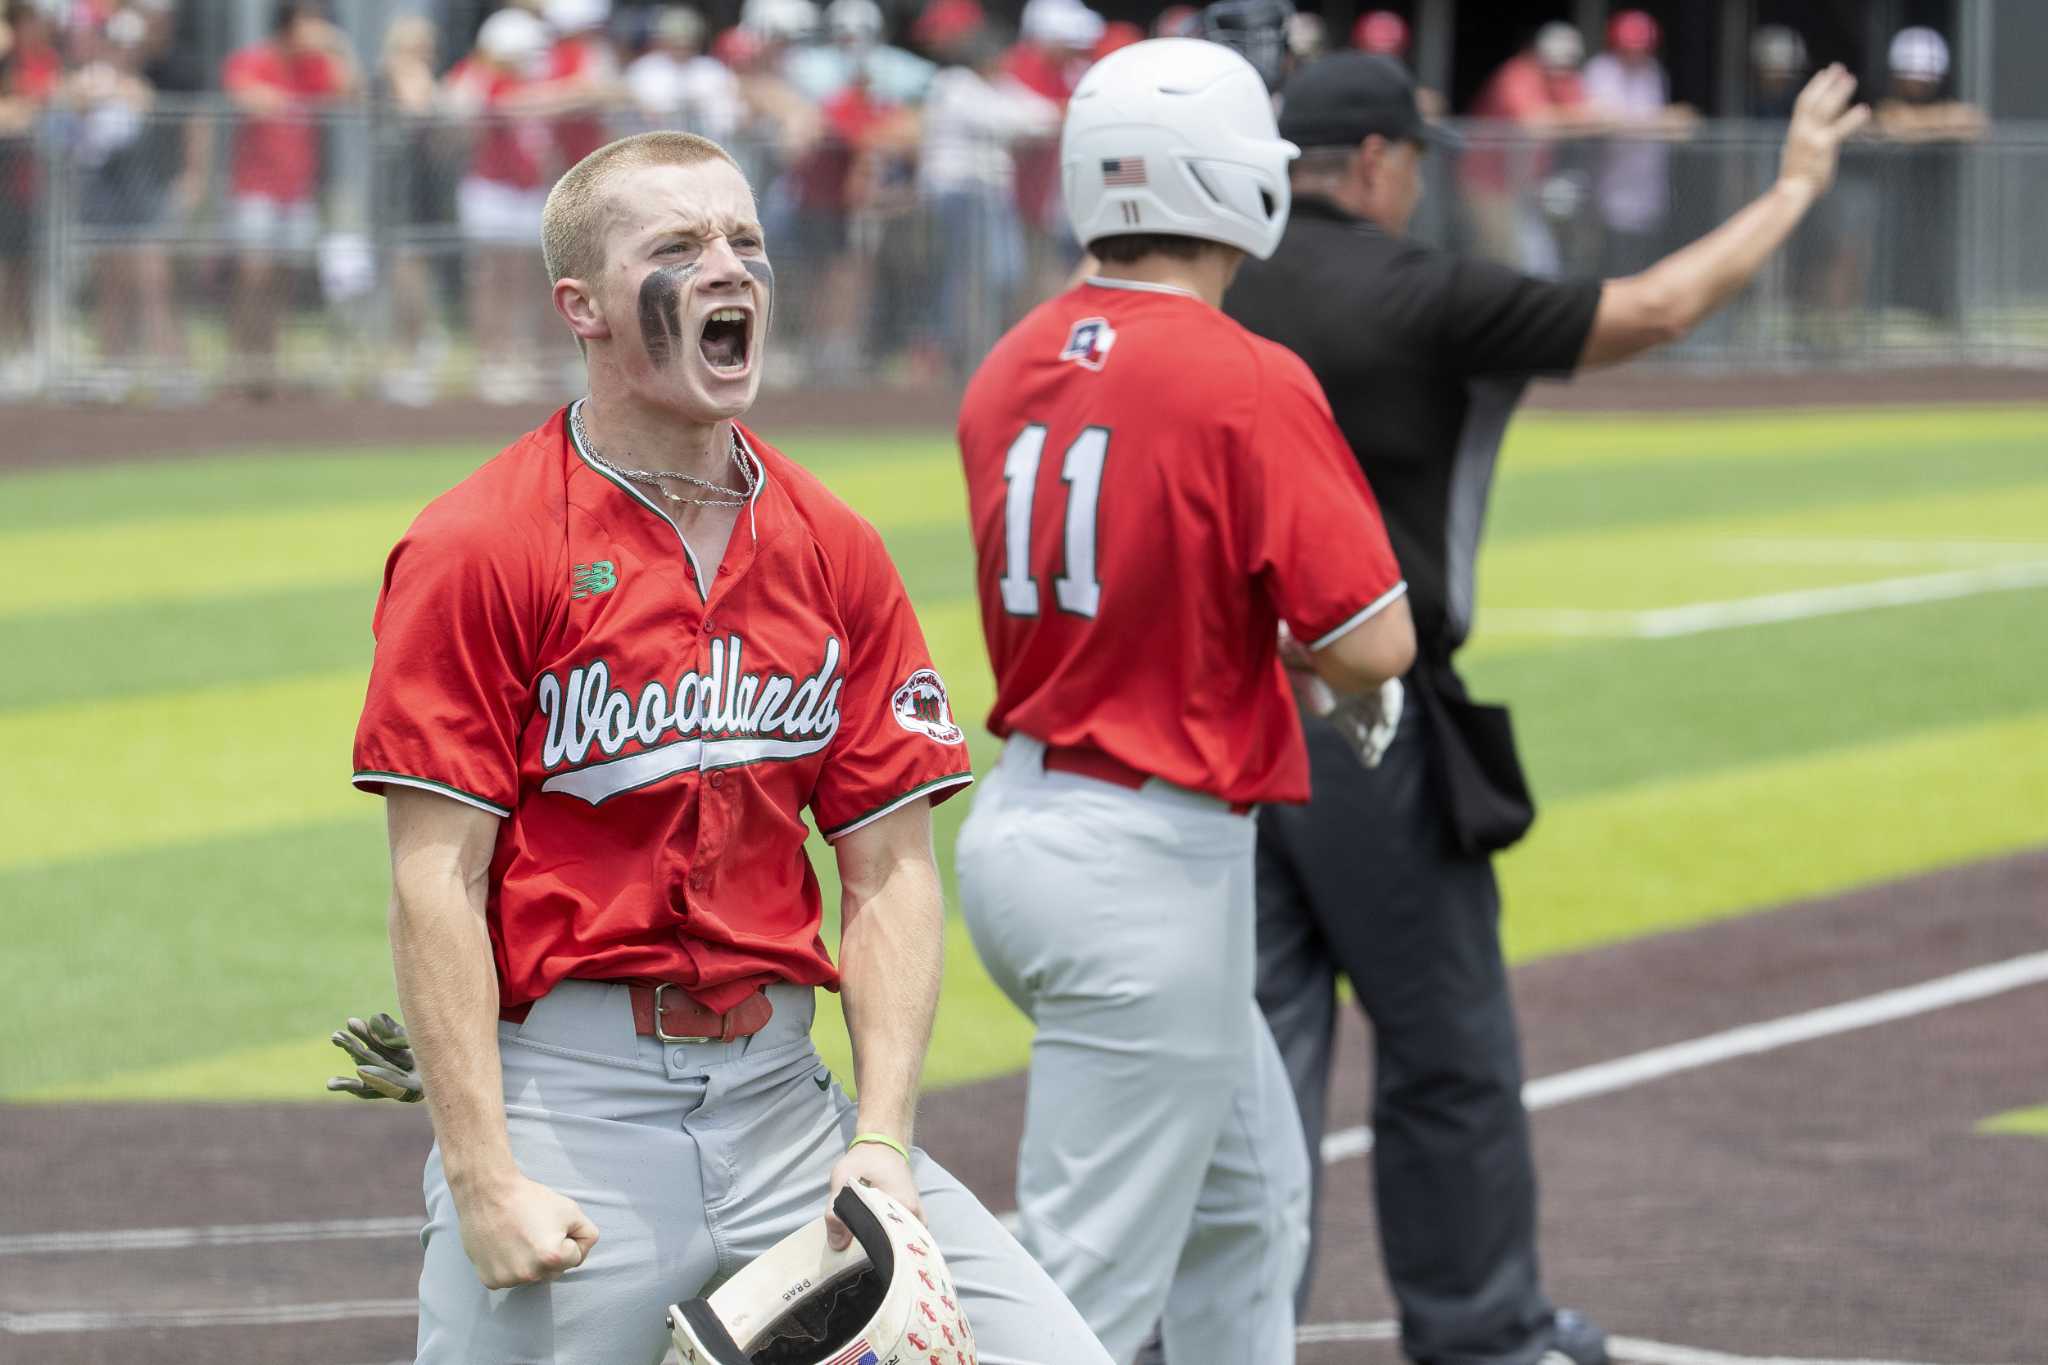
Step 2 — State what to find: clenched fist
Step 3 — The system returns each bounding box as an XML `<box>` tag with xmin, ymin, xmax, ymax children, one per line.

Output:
<box><xmin>455</xmin><ymin>1171</ymin><xmax>601</xmax><ymax>1290</ymax></box>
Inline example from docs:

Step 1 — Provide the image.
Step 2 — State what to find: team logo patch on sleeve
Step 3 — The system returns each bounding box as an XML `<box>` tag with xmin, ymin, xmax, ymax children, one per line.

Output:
<box><xmin>891</xmin><ymin>669</ymin><xmax>964</xmax><ymax>745</ymax></box>
<box><xmin>1059</xmin><ymin>317</ymin><xmax>1117</xmax><ymax>371</ymax></box>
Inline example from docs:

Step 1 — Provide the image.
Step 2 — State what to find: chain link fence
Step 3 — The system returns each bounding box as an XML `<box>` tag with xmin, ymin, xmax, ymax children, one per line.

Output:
<box><xmin>3</xmin><ymin>100</ymin><xmax>2045</xmax><ymax>405</ymax></box>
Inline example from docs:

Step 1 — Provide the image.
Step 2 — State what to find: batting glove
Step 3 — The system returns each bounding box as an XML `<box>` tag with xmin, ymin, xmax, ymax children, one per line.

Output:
<box><xmin>1327</xmin><ymin>678</ymin><xmax>1404</xmax><ymax>769</ymax></box>
<box><xmin>326</xmin><ymin>1012</ymin><xmax>424</xmax><ymax>1103</ymax></box>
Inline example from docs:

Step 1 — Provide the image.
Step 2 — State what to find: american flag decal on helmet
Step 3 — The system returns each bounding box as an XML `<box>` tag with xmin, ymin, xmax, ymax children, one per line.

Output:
<box><xmin>1101</xmin><ymin>157</ymin><xmax>1147</xmax><ymax>186</ymax></box>
<box><xmin>823</xmin><ymin>1340</ymin><xmax>877</xmax><ymax>1365</ymax></box>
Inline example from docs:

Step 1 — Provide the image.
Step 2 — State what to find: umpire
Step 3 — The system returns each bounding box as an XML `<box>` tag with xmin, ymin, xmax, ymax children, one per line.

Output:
<box><xmin>1222</xmin><ymin>52</ymin><xmax>1869</xmax><ymax>1365</ymax></box>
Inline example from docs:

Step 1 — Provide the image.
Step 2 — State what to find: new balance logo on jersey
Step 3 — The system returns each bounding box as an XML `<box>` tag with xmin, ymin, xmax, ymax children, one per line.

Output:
<box><xmin>891</xmin><ymin>669</ymin><xmax>964</xmax><ymax>745</ymax></box>
<box><xmin>571</xmin><ymin>560</ymin><xmax>617</xmax><ymax>599</ymax></box>
<box><xmin>1059</xmin><ymin>317</ymin><xmax>1117</xmax><ymax>372</ymax></box>
<box><xmin>536</xmin><ymin>635</ymin><xmax>843</xmax><ymax>804</ymax></box>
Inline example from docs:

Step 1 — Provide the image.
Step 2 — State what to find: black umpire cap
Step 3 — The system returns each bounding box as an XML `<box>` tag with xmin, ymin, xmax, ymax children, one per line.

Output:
<box><xmin>1278</xmin><ymin>52</ymin><xmax>1460</xmax><ymax>149</ymax></box>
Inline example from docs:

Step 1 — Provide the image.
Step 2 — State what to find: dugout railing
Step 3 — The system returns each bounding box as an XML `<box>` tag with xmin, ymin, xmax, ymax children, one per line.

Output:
<box><xmin>2</xmin><ymin>101</ymin><xmax>2045</xmax><ymax>406</ymax></box>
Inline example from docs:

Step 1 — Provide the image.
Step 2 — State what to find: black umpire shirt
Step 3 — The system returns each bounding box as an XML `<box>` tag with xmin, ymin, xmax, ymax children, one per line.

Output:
<box><xmin>1224</xmin><ymin>196</ymin><xmax>1602</xmax><ymax>663</ymax></box>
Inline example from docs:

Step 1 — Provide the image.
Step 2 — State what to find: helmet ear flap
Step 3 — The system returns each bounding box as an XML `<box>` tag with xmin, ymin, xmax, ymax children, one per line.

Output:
<box><xmin>831</xmin><ymin>1185</ymin><xmax>897</xmax><ymax>1283</ymax></box>
<box><xmin>667</xmin><ymin>1300</ymin><xmax>751</xmax><ymax>1365</ymax></box>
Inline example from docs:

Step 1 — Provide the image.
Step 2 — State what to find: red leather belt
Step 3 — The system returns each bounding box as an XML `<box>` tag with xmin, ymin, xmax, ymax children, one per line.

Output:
<box><xmin>500</xmin><ymin>982</ymin><xmax>773</xmax><ymax>1043</ymax></box>
<box><xmin>1041</xmin><ymin>743</ymin><xmax>1253</xmax><ymax>817</ymax></box>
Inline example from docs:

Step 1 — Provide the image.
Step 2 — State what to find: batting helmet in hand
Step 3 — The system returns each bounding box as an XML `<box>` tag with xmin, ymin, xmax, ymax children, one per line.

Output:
<box><xmin>669</xmin><ymin>1183</ymin><xmax>975</xmax><ymax>1365</ymax></box>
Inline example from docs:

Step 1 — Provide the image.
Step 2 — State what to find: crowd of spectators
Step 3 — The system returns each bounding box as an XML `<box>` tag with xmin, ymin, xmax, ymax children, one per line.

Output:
<box><xmin>0</xmin><ymin>2</ymin><xmax>1996</xmax><ymax>403</ymax></box>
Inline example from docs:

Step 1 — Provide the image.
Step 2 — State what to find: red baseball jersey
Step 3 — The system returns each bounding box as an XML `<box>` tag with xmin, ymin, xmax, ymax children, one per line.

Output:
<box><xmin>353</xmin><ymin>406</ymin><xmax>973</xmax><ymax>1011</ymax></box>
<box><xmin>446</xmin><ymin>59</ymin><xmax>553</xmax><ymax>190</ymax></box>
<box><xmin>958</xmin><ymin>278</ymin><xmax>1406</xmax><ymax>806</ymax></box>
<box><xmin>221</xmin><ymin>42</ymin><xmax>346</xmax><ymax>202</ymax></box>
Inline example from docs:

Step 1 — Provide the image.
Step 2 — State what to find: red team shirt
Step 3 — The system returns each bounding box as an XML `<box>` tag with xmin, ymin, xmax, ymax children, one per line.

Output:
<box><xmin>221</xmin><ymin>42</ymin><xmax>346</xmax><ymax>202</ymax></box>
<box><xmin>353</xmin><ymin>407</ymin><xmax>974</xmax><ymax>1011</ymax></box>
<box><xmin>958</xmin><ymin>278</ymin><xmax>1407</xmax><ymax>807</ymax></box>
<box><xmin>447</xmin><ymin>59</ymin><xmax>552</xmax><ymax>190</ymax></box>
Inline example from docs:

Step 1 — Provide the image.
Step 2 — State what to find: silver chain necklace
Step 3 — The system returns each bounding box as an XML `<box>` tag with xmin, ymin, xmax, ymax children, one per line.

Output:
<box><xmin>573</xmin><ymin>403</ymin><xmax>756</xmax><ymax>508</ymax></box>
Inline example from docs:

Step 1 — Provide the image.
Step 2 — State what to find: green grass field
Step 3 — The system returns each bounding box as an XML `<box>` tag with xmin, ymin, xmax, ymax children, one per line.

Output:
<box><xmin>4</xmin><ymin>404</ymin><xmax>2046</xmax><ymax>1102</ymax></box>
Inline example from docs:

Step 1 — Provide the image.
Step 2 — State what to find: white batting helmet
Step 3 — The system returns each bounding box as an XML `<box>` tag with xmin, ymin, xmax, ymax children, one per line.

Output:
<box><xmin>1061</xmin><ymin>37</ymin><xmax>1299</xmax><ymax>260</ymax></box>
<box><xmin>669</xmin><ymin>1183</ymin><xmax>975</xmax><ymax>1365</ymax></box>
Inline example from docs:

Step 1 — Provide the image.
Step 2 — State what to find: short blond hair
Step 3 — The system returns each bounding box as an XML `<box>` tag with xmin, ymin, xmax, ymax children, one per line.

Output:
<box><xmin>541</xmin><ymin>132</ymin><xmax>741</xmax><ymax>285</ymax></box>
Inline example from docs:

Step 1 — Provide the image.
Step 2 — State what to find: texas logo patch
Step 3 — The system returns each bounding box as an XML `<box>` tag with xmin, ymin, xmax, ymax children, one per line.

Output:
<box><xmin>891</xmin><ymin>670</ymin><xmax>964</xmax><ymax>746</ymax></box>
<box><xmin>1059</xmin><ymin>317</ymin><xmax>1116</xmax><ymax>371</ymax></box>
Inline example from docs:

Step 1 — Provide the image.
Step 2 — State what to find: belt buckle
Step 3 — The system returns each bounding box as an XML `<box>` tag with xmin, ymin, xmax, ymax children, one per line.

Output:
<box><xmin>651</xmin><ymin>982</ymin><xmax>719</xmax><ymax>1044</ymax></box>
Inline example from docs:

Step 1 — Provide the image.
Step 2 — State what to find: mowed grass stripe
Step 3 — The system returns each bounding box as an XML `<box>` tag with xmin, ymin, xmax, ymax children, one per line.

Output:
<box><xmin>0</xmin><ymin>435</ymin><xmax>962</xmax><ymax>534</ymax></box>
<box><xmin>0</xmin><ymin>447</ymin><xmax>489</xmax><ymax>534</ymax></box>
<box><xmin>2</xmin><ymin>752</ymin><xmax>1000</xmax><ymax>1099</ymax></box>
<box><xmin>1467</xmin><ymin>584</ymin><xmax>2048</xmax><ymax>803</ymax></box>
<box><xmin>13</xmin><ymin>706</ymin><xmax>2048</xmax><ymax>1101</ymax></box>
<box><xmin>1496</xmin><ymin>709</ymin><xmax>2048</xmax><ymax>963</ymax></box>
<box><xmin>1474</xmin><ymin>479</ymin><xmax>2048</xmax><ymax>614</ymax></box>
<box><xmin>0</xmin><ymin>449</ymin><xmax>968</xmax><ymax>622</ymax></box>
<box><xmin>1495</xmin><ymin>405</ymin><xmax>2048</xmax><ymax>473</ymax></box>
<box><xmin>1487</xmin><ymin>431</ymin><xmax>2048</xmax><ymax>543</ymax></box>
<box><xmin>4</xmin><ymin>408</ymin><xmax>2035</xmax><ymax>536</ymax></box>
<box><xmin>0</xmin><ymin>583</ymin><xmax>376</xmax><ymax>712</ymax></box>
<box><xmin>0</xmin><ymin>671</ymin><xmax>367</xmax><ymax>872</ymax></box>
<box><xmin>0</xmin><ymin>501</ymin><xmax>422</xmax><ymax>620</ymax></box>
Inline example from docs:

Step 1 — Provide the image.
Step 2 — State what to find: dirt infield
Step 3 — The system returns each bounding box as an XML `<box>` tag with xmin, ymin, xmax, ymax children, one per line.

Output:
<box><xmin>5</xmin><ymin>848</ymin><xmax>2043</xmax><ymax>1364</ymax></box>
<box><xmin>4</xmin><ymin>365</ymin><xmax>2044</xmax><ymax>470</ymax></box>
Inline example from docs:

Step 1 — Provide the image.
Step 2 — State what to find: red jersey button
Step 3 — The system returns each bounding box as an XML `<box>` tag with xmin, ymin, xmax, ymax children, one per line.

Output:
<box><xmin>709</xmin><ymin>771</ymin><xmax>725</xmax><ymax>789</ymax></box>
<box><xmin>688</xmin><ymin>870</ymin><xmax>708</xmax><ymax>890</ymax></box>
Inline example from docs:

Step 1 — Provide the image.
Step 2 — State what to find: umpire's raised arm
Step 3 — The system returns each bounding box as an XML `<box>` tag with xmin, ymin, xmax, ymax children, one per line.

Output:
<box><xmin>1579</xmin><ymin>63</ymin><xmax>1870</xmax><ymax>366</ymax></box>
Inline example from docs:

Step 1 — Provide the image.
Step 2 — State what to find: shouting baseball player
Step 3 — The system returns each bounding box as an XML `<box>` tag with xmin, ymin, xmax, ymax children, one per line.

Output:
<box><xmin>952</xmin><ymin>39</ymin><xmax>1417</xmax><ymax>1365</ymax></box>
<box><xmin>350</xmin><ymin>130</ymin><xmax>1111</xmax><ymax>1364</ymax></box>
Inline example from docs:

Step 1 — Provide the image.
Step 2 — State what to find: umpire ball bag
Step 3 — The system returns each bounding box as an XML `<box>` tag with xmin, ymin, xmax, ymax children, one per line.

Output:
<box><xmin>668</xmin><ymin>1182</ymin><xmax>976</xmax><ymax>1365</ymax></box>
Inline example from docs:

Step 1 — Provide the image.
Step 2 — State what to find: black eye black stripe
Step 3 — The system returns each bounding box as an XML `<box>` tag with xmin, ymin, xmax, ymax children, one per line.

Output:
<box><xmin>637</xmin><ymin>262</ymin><xmax>697</xmax><ymax>365</ymax></box>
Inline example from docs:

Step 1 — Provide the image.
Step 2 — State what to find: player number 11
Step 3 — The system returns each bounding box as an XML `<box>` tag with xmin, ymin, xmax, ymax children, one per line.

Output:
<box><xmin>1000</xmin><ymin>423</ymin><xmax>1110</xmax><ymax>619</ymax></box>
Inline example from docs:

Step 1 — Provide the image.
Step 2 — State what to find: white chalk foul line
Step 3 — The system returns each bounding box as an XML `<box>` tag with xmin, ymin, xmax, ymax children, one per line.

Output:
<box><xmin>1</xmin><ymin>1299</ymin><xmax>417</xmax><ymax>1335</ymax></box>
<box><xmin>0</xmin><ymin>1215</ymin><xmax>419</xmax><ymax>1258</ymax></box>
<box><xmin>1484</xmin><ymin>561</ymin><xmax>2048</xmax><ymax>640</ymax></box>
<box><xmin>1296</xmin><ymin>1320</ymin><xmax>2015</xmax><ymax>1365</ymax></box>
<box><xmin>1322</xmin><ymin>949</ymin><xmax>2048</xmax><ymax>1166</ymax></box>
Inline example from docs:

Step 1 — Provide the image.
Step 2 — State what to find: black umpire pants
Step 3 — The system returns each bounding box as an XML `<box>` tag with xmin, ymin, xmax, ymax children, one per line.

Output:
<box><xmin>1255</xmin><ymin>699</ymin><xmax>1556</xmax><ymax>1365</ymax></box>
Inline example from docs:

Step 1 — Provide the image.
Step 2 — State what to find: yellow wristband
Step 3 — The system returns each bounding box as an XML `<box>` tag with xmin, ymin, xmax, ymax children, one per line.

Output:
<box><xmin>849</xmin><ymin>1131</ymin><xmax>912</xmax><ymax>1164</ymax></box>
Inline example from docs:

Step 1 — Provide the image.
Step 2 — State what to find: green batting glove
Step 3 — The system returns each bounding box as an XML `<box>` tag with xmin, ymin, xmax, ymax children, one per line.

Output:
<box><xmin>325</xmin><ymin>1012</ymin><xmax>424</xmax><ymax>1103</ymax></box>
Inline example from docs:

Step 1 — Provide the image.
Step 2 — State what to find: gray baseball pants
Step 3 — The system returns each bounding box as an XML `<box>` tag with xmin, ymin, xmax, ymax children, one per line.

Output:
<box><xmin>955</xmin><ymin>736</ymin><xmax>1311</xmax><ymax>1365</ymax></box>
<box><xmin>415</xmin><ymin>979</ymin><xmax>1113</xmax><ymax>1364</ymax></box>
